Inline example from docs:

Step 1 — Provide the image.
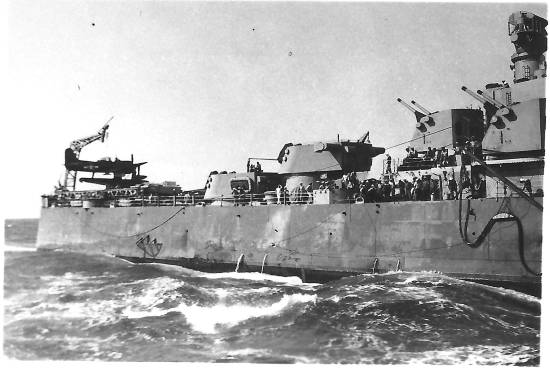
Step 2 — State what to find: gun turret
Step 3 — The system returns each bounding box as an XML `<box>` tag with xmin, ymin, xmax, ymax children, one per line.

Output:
<box><xmin>462</xmin><ymin>86</ymin><xmax>516</xmax><ymax>128</ymax></box>
<box><xmin>411</xmin><ymin>100</ymin><xmax>435</xmax><ymax>126</ymax></box>
<box><xmin>279</xmin><ymin>139</ymin><xmax>384</xmax><ymax>174</ymax></box>
<box><xmin>489</xmin><ymin>106</ymin><xmax>516</xmax><ymax>125</ymax></box>
<box><xmin>397</xmin><ymin>98</ymin><xmax>427</xmax><ymax>130</ymax></box>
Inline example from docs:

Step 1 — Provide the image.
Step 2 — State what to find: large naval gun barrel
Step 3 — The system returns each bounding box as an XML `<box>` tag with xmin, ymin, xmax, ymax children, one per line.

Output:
<box><xmin>476</xmin><ymin>90</ymin><xmax>506</xmax><ymax>108</ymax></box>
<box><xmin>397</xmin><ymin>98</ymin><xmax>426</xmax><ymax>125</ymax></box>
<box><xmin>462</xmin><ymin>86</ymin><xmax>515</xmax><ymax>126</ymax></box>
<box><xmin>410</xmin><ymin>100</ymin><xmax>431</xmax><ymax>115</ymax></box>
<box><xmin>396</xmin><ymin>98</ymin><xmax>418</xmax><ymax>114</ymax></box>
<box><xmin>460</xmin><ymin>86</ymin><xmax>501</xmax><ymax>108</ymax></box>
<box><xmin>461</xmin><ymin>86</ymin><xmax>487</xmax><ymax>104</ymax></box>
<box><xmin>397</xmin><ymin>98</ymin><xmax>434</xmax><ymax>128</ymax></box>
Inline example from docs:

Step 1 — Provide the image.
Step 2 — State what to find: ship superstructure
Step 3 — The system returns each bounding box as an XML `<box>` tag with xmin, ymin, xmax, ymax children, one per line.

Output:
<box><xmin>37</xmin><ymin>11</ymin><xmax>545</xmax><ymax>296</ymax></box>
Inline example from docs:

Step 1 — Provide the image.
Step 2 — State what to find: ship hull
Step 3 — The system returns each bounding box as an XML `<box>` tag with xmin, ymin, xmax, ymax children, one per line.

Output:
<box><xmin>36</xmin><ymin>197</ymin><xmax>542</xmax><ymax>294</ymax></box>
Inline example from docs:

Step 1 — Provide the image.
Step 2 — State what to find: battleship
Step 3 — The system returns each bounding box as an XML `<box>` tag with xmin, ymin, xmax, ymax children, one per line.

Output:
<box><xmin>37</xmin><ymin>11</ymin><xmax>545</xmax><ymax>296</ymax></box>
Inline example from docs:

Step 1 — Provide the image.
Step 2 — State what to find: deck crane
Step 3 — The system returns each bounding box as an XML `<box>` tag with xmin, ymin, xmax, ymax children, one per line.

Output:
<box><xmin>62</xmin><ymin>116</ymin><xmax>113</xmax><ymax>191</ymax></box>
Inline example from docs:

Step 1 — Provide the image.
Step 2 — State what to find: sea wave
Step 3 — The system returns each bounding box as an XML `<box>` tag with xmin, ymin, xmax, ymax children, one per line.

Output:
<box><xmin>3</xmin><ymin>249</ymin><xmax>540</xmax><ymax>363</ymax></box>
<box><xmin>124</xmin><ymin>292</ymin><xmax>317</xmax><ymax>333</ymax></box>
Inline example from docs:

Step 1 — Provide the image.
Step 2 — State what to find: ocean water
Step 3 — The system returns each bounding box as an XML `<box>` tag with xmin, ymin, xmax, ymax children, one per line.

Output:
<box><xmin>3</xmin><ymin>220</ymin><xmax>541</xmax><ymax>364</ymax></box>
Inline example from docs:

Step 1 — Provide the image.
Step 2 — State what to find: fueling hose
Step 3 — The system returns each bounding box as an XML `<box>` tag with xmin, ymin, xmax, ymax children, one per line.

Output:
<box><xmin>457</xmin><ymin>165</ymin><xmax>540</xmax><ymax>276</ymax></box>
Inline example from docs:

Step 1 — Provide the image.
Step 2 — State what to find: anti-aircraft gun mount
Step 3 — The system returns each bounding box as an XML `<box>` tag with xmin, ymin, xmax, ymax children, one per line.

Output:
<box><xmin>396</xmin><ymin>98</ymin><xmax>435</xmax><ymax>130</ymax></box>
<box><xmin>460</xmin><ymin>86</ymin><xmax>517</xmax><ymax>130</ymax></box>
<box><xmin>396</xmin><ymin>97</ymin><xmax>484</xmax><ymax>171</ymax></box>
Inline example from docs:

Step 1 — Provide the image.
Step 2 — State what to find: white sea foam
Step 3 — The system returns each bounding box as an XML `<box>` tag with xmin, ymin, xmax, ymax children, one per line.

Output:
<box><xmin>450</xmin><ymin>276</ymin><xmax>541</xmax><ymax>304</ymax></box>
<box><xmin>197</xmin><ymin>271</ymin><xmax>306</xmax><ymax>285</ymax></box>
<box><xmin>396</xmin><ymin>271</ymin><xmax>540</xmax><ymax>304</ymax></box>
<box><xmin>39</xmin><ymin>272</ymin><xmax>92</xmax><ymax>295</ymax></box>
<box><xmin>5</xmin><ymin>274</ymin><xmax>188</xmax><ymax>328</ymax></box>
<box><xmin>402</xmin><ymin>275</ymin><xmax>419</xmax><ymax>284</ymax></box>
<box><xmin>110</xmin><ymin>260</ymin><xmax>319</xmax><ymax>288</ymax></box>
<box><xmin>396</xmin><ymin>344</ymin><xmax>538</xmax><ymax>365</ymax></box>
<box><xmin>329</xmin><ymin>295</ymin><xmax>341</xmax><ymax>303</ymax></box>
<box><xmin>138</xmin><ymin>262</ymin><xmax>307</xmax><ymax>287</ymax></box>
<box><xmin>121</xmin><ymin>277</ymin><xmax>185</xmax><ymax>319</ymax></box>
<box><xmin>3</xmin><ymin>243</ymin><xmax>37</xmax><ymax>252</ymax></box>
<box><xmin>393</xmin><ymin>271</ymin><xmax>539</xmax><ymax>307</ymax></box>
<box><xmin>142</xmin><ymin>262</ymin><xmax>200</xmax><ymax>276</ymax></box>
<box><xmin>176</xmin><ymin>293</ymin><xmax>317</xmax><ymax>333</ymax></box>
<box><xmin>120</xmin><ymin>291</ymin><xmax>316</xmax><ymax>333</ymax></box>
<box><xmin>219</xmin><ymin>347</ymin><xmax>313</xmax><ymax>363</ymax></box>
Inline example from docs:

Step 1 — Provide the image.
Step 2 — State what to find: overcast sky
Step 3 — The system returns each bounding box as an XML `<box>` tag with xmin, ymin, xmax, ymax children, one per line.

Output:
<box><xmin>5</xmin><ymin>1</ymin><xmax>547</xmax><ymax>218</ymax></box>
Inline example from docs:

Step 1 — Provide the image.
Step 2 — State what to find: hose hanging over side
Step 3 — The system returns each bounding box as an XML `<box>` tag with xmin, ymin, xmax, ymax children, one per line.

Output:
<box><xmin>457</xmin><ymin>165</ymin><xmax>540</xmax><ymax>276</ymax></box>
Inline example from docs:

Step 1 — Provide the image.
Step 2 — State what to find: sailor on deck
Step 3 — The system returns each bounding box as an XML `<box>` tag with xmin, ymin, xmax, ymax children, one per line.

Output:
<box><xmin>298</xmin><ymin>183</ymin><xmax>306</xmax><ymax>204</ymax></box>
<box><xmin>232</xmin><ymin>187</ymin><xmax>239</xmax><ymax>206</ymax></box>
<box><xmin>385</xmin><ymin>154</ymin><xmax>392</xmax><ymax>174</ymax></box>
<box><xmin>306</xmin><ymin>183</ymin><xmax>313</xmax><ymax>204</ymax></box>
<box><xmin>521</xmin><ymin>178</ymin><xmax>533</xmax><ymax>197</ymax></box>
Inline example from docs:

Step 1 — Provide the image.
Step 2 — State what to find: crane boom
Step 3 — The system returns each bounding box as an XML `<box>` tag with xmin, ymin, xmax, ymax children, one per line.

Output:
<box><xmin>69</xmin><ymin>116</ymin><xmax>113</xmax><ymax>155</ymax></box>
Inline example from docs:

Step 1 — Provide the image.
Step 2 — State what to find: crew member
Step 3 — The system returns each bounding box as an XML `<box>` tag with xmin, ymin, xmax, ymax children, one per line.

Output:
<box><xmin>448</xmin><ymin>175</ymin><xmax>458</xmax><ymax>200</ymax></box>
<box><xmin>442</xmin><ymin>172</ymin><xmax>450</xmax><ymax>200</ymax></box>
<box><xmin>298</xmin><ymin>183</ymin><xmax>306</xmax><ymax>204</ymax></box>
<box><xmin>306</xmin><ymin>183</ymin><xmax>313</xmax><ymax>204</ymax></box>
<box><xmin>521</xmin><ymin>178</ymin><xmax>533</xmax><ymax>197</ymax></box>
<box><xmin>256</xmin><ymin>162</ymin><xmax>262</xmax><ymax>174</ymax></box>
<box><xmin>276</xmin><ymin>184</ymin><xmax>282</xmax><ymax>204</ymax></box>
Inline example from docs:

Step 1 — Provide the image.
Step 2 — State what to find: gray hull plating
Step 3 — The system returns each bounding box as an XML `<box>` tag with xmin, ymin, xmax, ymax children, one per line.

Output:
<box><xmin>36</xmin><ymin>197</ymin><xmax>542</xmax><ymax>290</ymax></box>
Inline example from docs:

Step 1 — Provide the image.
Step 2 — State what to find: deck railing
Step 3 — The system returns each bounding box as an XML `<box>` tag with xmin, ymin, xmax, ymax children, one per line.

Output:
<box><xmin>42</xmin><ymin>191</ymin><xmax>318</xmax><ymax>208</ymax></box>
<box><xmin>42</xmin><ymin>187</ymin><xmax>539</xmax><ymax>209</ymax></box>
<box><xmin>43</xmin><ymin>194</ymin><xmax>205</xmax><ymax>208</ymax></box>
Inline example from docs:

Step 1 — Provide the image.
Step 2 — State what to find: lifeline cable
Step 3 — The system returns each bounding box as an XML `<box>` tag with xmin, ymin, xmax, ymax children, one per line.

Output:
<box><xmin>385</xmin><ymin>126</ymin><xmax>452</xmax><ymax>150</ymax></box>
<box><xmin>86</xmin><ymin>205</ymin><xmax>186</xmax><ymax>239</ymax></box>
<box><xmin>267</xmin><ymin>208</ymin><xmax>348</xmax><ymax>247</ymax></box>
